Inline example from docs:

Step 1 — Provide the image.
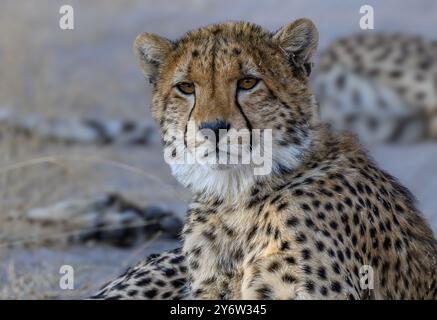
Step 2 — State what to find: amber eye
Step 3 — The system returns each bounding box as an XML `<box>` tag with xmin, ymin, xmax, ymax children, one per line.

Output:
<box><xmin>237</xmin><ymin>77</ymin><xmax>259</xmax><ymax>90</ymax></box>
<box><xmin>176</xmin><ymin>82</ymin><xmax>195</xmax><ymax>95</ymax></box>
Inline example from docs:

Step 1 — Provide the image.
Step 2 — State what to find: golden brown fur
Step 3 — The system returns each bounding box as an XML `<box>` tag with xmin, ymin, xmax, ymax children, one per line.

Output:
<box><xmin>92</xmin><ymin>20</ymin><xmax>437</xmax><ymax>300</ymax></box>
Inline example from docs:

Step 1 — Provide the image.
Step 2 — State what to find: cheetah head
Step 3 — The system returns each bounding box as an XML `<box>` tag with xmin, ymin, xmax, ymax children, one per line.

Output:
<box><xmin>134</xmin><ymin>20</ymin><xmax>319</xmax><ymax>198</ymax></box>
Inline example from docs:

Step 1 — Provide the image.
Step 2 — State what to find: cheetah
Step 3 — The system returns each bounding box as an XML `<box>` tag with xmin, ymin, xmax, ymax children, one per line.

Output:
<box><xmin>313</xmin><ymin>33</ymin><xmax>437</xmax><ymax>143</ymax></box>
<box><xmin>92</xmin><ymin>20</ymin><xmax>437</xmax><ymax>300</ymax></box>
<box><xmin>92</xmin><ymin>248</ymin><xmax>188</xmax><ymax>299</ymax></box>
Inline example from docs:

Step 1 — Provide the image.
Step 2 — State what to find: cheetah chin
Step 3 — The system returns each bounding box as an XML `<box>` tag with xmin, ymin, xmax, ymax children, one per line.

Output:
<box><xmin>170</xmin><ymin>162</ymin><xmax>257</xmax><ymax>198</ymax></box>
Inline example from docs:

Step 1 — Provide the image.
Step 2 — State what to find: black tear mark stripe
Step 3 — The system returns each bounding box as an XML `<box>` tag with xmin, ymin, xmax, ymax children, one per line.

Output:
<box><xmin>184</xmin><ymin>94</ymin><xmax>197</xmax><ymax>148</ymax></box>
<box><xmin>183</xmin><ymin>57</ymin><xmax>197</xmax><ymax>148</ymax></box>
<box><xmin>183</xmin><ymin>39</ymin><xmax>216</xmax><ymax>147</ymax></box>
<box><xmin>234</xmin><ymin>91</ymin><xmax>253</xmax><ymax>149</ymax></box>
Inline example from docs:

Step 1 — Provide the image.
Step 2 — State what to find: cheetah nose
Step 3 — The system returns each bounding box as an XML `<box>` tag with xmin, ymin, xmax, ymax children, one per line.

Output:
<box><xmin>199</xmin><ymin>120</ymin><xmax>230</xmax><ymax>141</ymax></box>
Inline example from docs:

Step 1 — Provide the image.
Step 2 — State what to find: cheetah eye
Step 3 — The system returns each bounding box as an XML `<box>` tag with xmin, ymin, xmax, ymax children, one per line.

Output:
<box><xmin>176</xmin><ymin>82</ymin><xmax>195</xmax><ymax>95</ymax></box>
<box><xmin>237</xmin><ymin>77</ymin><xmax>259</xmax><ymax>91</ymax></box>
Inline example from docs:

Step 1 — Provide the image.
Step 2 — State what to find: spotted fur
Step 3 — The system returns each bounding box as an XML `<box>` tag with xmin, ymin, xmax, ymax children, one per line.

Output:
<box><xmin>91</xmin><ymin>248</ymin><xmax>188</xmax><ymax>300</ymax></box>
<box><xmin>314</xmin><ymin>33</ymin><xmax>437</xmax><ymax>143</ymax></box>
<box><xmin>93</xmin><ymin>21</ymin><xmax>437</xmax><ymax>300</ymax></box>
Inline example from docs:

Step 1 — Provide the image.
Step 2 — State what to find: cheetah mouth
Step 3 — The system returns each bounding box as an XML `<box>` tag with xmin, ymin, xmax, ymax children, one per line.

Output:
<box><xmin>165</xmin><ymin>128</ymin><xmax>273</xmax><ymax>176</ymax></box>
<box><xmin>193</xmin><ymin>148</ymin><xmax>253</xmax><ymax>168</ymax></box>
<box><xmin>187</xmin><ymin>138</ymin><xmax>253</xmax><ymax>162</ymax></box>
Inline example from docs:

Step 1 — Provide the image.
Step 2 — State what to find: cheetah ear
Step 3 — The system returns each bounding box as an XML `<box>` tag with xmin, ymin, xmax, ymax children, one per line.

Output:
<box><xmin>273</xmin><ymin>18</ymin><xmax>319</xmax><ymax>76</ymax></box>
<box><xmin>133</xmin><ymin>32</ymin><xmax>174</xmax><ymax>84</ymax></box>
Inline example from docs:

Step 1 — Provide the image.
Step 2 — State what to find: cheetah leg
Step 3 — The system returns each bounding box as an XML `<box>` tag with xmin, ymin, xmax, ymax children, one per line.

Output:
<box><xmin>90</xmin><ymin>248</ymin><xmax>189</xmax><ymax>300</ymax></box>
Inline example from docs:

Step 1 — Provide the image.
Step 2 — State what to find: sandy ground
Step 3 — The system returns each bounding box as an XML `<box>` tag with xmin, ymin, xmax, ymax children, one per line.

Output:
<box><xmin>0</xmin><ymin>240</ymin><xmax>180</xmax><ymax>299</ymax></box>
<box><xmin>0</xmin><ymin>0</ymin><xmax>436</xmax><ymax>299</ymax></box>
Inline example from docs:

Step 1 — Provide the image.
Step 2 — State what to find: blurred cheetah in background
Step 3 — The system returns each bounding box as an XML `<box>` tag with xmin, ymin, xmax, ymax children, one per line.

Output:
<box><xmin>314</xmin><ymin>33</ymin><xmax>437</xmax><ymax>143</ymax></box>
<box><xmin>92</xmin><ymin>20</ymin><xmax>437</xmax><ymax>300</ymax></box>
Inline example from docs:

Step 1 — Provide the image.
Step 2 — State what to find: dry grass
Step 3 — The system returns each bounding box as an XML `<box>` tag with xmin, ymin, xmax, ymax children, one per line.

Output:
<box><xmin>0</xmin><ymin>128</ymin><xmax>187</xmax><ymax>299</ymax></box>
<box><xmin>0</xmin><ymin>110</ymin><xmax>187</xmax><ymax>299</ymax></box>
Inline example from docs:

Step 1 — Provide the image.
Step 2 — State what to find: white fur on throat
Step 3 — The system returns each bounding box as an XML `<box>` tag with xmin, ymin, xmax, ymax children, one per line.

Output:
<box><xmin>168</xmin><ymin>136</ymin><xmax>311</xmax><ymax>201</ymax></box>
<box><xmin>170</xmin><ymin>162</ymin><xmax>256</xmax><ymax>200</ymax></box>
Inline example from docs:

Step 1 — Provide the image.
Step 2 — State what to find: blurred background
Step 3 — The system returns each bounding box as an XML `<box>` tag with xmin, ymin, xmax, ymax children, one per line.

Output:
<box><xmin>0</xmin><ymin>0</ymin><xmax>436</xmax><ymax>299</ymax></box>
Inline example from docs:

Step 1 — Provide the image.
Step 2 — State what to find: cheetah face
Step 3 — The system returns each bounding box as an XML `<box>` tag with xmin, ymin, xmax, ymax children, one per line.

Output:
<box><xmin>134</xmin><ymin>20</ymin><xmax>319</xmax><ymax>196</ymax></box>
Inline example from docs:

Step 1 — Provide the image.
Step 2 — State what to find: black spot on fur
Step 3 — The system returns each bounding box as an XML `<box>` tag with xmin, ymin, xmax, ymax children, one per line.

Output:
<box><xmin>144</xmin><ymin>289</ymin><xmax>158</xmax><ymax>299</ymax></box>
